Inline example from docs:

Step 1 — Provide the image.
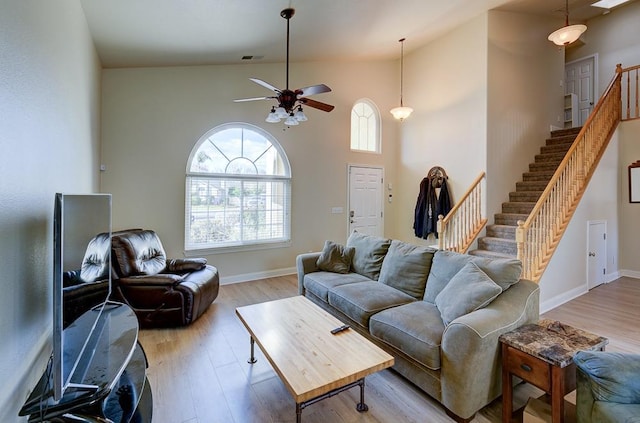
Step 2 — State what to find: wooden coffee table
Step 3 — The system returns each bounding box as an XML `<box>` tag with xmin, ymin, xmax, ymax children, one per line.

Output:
<box><xmin>235</xmin><ymin>295</ymin><xmax>394</xmax><ymax>422</ymax></box>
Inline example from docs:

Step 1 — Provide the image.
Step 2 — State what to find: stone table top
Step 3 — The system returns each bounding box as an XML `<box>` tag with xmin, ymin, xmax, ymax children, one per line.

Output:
<box><xmin>499</xmin><ymin>319</ymin><xmax>609</xmax><ymax>368</ymax></box>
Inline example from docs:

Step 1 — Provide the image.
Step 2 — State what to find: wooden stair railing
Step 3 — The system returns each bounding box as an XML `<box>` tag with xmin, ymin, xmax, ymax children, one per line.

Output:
<box><xmin>516</xmin><ymin>64</ymin><xmax>627</xmax><ymax>283</ymax></box>
<box><xmin>437</xmin><ymin>172</ymin><xmax>487</xmax><ymax>253</ymax></box>
<box><xmin>622</xmin><ymin>64</ymin><xmax>640</xmax><ymax>121</ymax></box>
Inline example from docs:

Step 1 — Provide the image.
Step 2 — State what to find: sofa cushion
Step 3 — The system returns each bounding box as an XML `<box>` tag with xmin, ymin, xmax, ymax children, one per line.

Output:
<box><xmin>346</xmin><ymin>231</ymin><xmax>391</xmax><ymax>280</ymax></box>
<box><xmin>423</xmin><ymin>250</ymin><xmax>522</xmax><ymax>303</ymax></box>
<box><xmin>328</xmin><ymin>281</ymin><xmax>415</xmax><ymax>328</ymax></box>
<box><xmin>303</xmin><ymin>271</ymin><xmax>371</xmax><ymax>302</ymax></box>
<box><xmin>369</xmin><ymin>301</ymin><xmax>445</xmax><ymax>370</ymax></box>
<box><xmin>435</xmin><ymin>261</ymin><xmax>502</xmax><ymax>325</ymax></box>
<box><xmin>574</xmin><ymin>351</ymin><xmax>640</xmax><ymax>404</ymax></box>
<box><xmin>378</xmin><ymin>240</ymin><xmax>435</xmax><ymax>299</ymax></box>
<box><xmin>315</xmin><ymin>240</ymin><xmax>355</xmax><ymax>274</ymax></box>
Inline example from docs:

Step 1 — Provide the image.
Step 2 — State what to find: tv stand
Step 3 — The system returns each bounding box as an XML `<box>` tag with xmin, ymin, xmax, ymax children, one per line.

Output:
<box><xmin>19</xmin><ymin>302</ymin><xmax>152</xmax><ymax>422</ymax></box>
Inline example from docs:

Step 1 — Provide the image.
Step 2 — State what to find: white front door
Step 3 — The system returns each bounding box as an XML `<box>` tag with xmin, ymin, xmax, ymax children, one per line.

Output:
<box><xmin>565</xmin><ymin>56</ymin><xmax>596</xmax><ymax>126</ymax></box>
<box><xmin>587</xmin><ymin>220</ymin><xmax>606</xmax><ymax>290</ymax></box>
<box><xmin>348</xmin><ymin>165</ymin><xmax>383</xmax><ymax>237</ymax></box>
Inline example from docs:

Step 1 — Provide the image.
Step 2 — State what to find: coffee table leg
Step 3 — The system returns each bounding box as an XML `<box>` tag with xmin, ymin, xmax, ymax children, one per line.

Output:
<box><xmin>248</xmin><ymin>336</ymin><xmax>257</xmax><ymax>364</ymax></box>
<box><xmin>356</xmin><ymin>378</ymin><xmax>368</xmax><ymax>412</ymax></box>
<box><xmin>296</xmin><ymin>403</ymin><xmax>302</xmax><ymax>423</ymax></box>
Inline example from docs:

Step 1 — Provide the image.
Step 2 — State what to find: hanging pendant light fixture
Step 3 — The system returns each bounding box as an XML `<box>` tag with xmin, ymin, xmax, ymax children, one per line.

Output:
<box><xmin>390</xmin><ymin>38</ymin><xmax>413</xmax><ymax>121</ymax></box>
<box><xmin>548</xmin><ymin>0</ymin><xmax>587</xmax><ymax>46</ymax></box>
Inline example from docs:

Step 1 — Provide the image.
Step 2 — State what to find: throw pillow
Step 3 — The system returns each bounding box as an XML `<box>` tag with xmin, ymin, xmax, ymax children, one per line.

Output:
<box><xmin>378</xmin><ymin>240</ymin><xmax>436</xmax><ymax>299</ymax></box>
<box><xmin>574</xmin><ymin>351</ymin><xmax>640</xmax><ymax>404</ymax></box>
<box><xmin>423</xmin><ymin>250</ymin><xmax>522</xmax><ymax>303</ymax></box>
<box><xmin>346</xmin><ymin>231</ymin><xmax>391</xmax><ymax>280</ymax></box>
<box><xmin>316</xmin><ymin>241</ymin><xmax>355</xmax><ymax>274</ymax></box>
<box><xmin>434</xmin><ymin>261</ymin><xmax>502</xmax><ymax>325</ymax></box>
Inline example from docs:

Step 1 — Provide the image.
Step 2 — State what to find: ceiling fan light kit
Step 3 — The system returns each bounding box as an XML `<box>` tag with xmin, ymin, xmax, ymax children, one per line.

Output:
<box><xmin>391</xmin><ymin>38</ymin><xmax>413</xmax><ymax>122</ymax></box>
<box><xmin>548</xmin><ymin>0</ymin><xmax>587</xmax><ymax>46</ymax></box>
<box><xmin>234</xmin><ymin>7</ymin><xmax>334</xmax><ymax>126</ymax></box>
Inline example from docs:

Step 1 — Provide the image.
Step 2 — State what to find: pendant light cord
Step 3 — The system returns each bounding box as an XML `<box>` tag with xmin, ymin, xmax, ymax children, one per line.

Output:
<box><xmin>399</xmin><ymin>38</ymin><xmax>406</xmax><ymax>107</ymax></box>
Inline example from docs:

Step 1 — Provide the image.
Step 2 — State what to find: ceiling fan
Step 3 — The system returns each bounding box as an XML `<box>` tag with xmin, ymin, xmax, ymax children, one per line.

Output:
<box><xmin>234</xmin><ymin>8</ymin><xmax>334</xmax><ymax>125</ymax></box>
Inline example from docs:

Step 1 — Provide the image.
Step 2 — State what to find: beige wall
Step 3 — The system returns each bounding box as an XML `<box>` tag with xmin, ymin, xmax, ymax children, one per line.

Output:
<box><xmin>391</xmin><ymin>14</ymin><xmax>489</xmax><ymax>245</ymax></box>
<box><xmin>487</xmin><ymin>11</ymin><xmax>565</xmax><ymax>219</ymax></box>
<box><xmin>560</xmin><ymin>1</ymin><xmax>640</xmax><ymax>279</ymax></box>
<box><xmin>538</xmin><ymin>1</ymin><xmax>640</xmax><ymax>307</ymax></box>
<box><xmin>100</xmin><ymin>61</ymin><xmax>399</xmax><ymax>282</ymax></box>
<box><xmin>619</xmin><ymin>119</ymin><xmax>640</xmax><ymax>274</ymax></box>
<box><xmin>0</xmin><ymin>1</ymin><xmax>102</xmax><ymax>420</ymax></box>
<box><xmin>567</xmin><ymin>0</ymin><xmax>640</xmax><ymax>95</ymax></box>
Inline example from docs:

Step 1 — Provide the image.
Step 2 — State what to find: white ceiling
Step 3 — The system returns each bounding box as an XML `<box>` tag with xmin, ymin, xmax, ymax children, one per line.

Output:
<box><xmin>79</xmin><ymin>0</ymin><xmax>624</xmax><ymax>68</ymax></box>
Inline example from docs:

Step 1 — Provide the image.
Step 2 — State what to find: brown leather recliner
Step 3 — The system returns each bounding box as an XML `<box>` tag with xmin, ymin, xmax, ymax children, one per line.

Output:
<box><xmin>110</xmin><ymin>229</ymin><xmax>219</xmax><ymax>328</ymax></box>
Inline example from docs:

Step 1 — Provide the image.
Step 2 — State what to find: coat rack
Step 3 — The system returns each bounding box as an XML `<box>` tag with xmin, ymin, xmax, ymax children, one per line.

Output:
<box><xmin>427</xmin><ymin>166</ymin><xmax>448</xmax><ymax>188</ymax></box>
<box><xmin>413</xmin><ymin>166</ymin><xmax>452</xmax><ymax>240</ymax></box>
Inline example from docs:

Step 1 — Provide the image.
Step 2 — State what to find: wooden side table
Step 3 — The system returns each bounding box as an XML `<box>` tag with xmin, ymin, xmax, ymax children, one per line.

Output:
<box><xmin>499</xmin><ymin>319</ymin><xmax>608</xmax><ymax>423</ymax></box>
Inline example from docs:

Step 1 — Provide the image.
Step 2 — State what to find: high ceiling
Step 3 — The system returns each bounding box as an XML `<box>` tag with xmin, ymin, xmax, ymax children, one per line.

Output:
<box><xmin>79</xmin><ymin>0</ymin><xmax>625</xmax><ymax>68</ymax></box>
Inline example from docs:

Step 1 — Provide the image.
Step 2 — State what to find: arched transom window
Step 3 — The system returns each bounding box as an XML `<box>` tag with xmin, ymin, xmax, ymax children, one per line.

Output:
<box><xmin>350</xmin><ymin>99</ymin><xmax>381</xmax><ymax>153</ymax></box>
<box><xmin>185</xmin><ymin>123</ymin><xmax>291</xmax><ymax>252</ymax></box>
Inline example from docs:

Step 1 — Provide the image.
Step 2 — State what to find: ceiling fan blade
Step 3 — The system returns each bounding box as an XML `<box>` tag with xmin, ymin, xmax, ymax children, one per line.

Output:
<box><xmin>233</xmin><ymin>96</ymin><xmax>276</xmax><ymax>102</ymax></box>
<box><xmin>250</xmin><ymin>78</ymin><xmax>282</xmax><ymax>94</ymax></box>
<box><xmin>300</xmin><ymin>98</ymin><xmax>335</xmax><ymax>112</ymax></box>
<box><xmin>296</xmin><ymin>84</ymin><xmax>332</xmax><ymax>97</ymax></box>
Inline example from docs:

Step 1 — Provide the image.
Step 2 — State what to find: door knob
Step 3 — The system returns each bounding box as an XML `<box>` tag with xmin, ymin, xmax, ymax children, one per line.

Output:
<box><xmin>588</xmin><ymin>252</ymin><xmax>595</xmax><ymax>257</ymax></box>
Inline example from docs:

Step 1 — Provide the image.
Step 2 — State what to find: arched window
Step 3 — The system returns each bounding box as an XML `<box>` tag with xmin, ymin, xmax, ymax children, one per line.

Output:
<box><xmin>350</xmin><ymin>99</ymin><xmax>381</xmax><ymax>153</ymax></box>
<box><xmin>185</xmin><ymin>123</ymin><xmax>291</xmax><ymax>252</ymax></box>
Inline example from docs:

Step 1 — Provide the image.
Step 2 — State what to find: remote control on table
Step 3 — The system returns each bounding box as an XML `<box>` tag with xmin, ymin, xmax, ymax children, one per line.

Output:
<box><xmin>331</xmin><ymin>324</ymin><xmax>350</xmax><ymax>334</ymax></box>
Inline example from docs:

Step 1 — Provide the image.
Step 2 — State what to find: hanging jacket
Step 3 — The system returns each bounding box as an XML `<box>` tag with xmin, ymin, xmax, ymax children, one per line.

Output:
<box><xmin>413</xmin><ymin>176</ymin><xmax>453</xmax><ymax>240</ymax></box>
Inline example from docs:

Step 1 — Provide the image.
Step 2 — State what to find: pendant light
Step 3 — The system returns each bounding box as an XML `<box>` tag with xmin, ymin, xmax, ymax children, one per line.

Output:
<box><xmin>548</xmin><ymin>0</ymin><xmax>587</xmax><ymax>46</ymax></box>
<box><xmin>390</xmin><ymin>38</ymin><xmax>413</xmax><ymax>121</ymax></box>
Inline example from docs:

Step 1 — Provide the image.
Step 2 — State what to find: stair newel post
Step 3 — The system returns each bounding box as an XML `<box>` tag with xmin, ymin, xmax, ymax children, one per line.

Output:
<box><xmin>516</xmin><ymin>220</ymin><xmax>526</xmax><ymax>279</ymax></box>
<box><xmin>437</xmin><ymin>215</ymin><xmax>444</xmax><ymax>250</ymax></box>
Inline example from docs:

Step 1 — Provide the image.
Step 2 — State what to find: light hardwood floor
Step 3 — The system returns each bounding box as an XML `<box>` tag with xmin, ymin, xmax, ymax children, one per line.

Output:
<box><xmin>137</xmin><ymin>276</ymin><xmax>640</xmax><ymax>423</ymax></box>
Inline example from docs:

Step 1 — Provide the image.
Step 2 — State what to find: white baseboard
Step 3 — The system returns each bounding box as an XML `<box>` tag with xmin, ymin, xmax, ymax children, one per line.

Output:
<box><xmin>620</xmin><ymin>269</ymin><xmax>640</xmax><ymax>279</ymax></box>
<box><xmin>540</xmin><ymin>284</ymin><xmax>588</xmax><ymax>314</ymax></box>
<box><xmin>220</xmin><ymin>267</ymin><xmax>297</xmax><ymax>285</ymax></box>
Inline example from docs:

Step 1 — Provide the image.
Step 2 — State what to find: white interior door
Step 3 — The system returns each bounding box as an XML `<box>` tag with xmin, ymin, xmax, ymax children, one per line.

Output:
<box><xmin>587</xmin><ymin>220</ymin><xmax>606</xmax><ymax>290</ymax></box>
<box><xmin>565</xmin><ymin>56</ymin><xmax>596</xmax><ymax>126</ymax></box>
<box><xmin>348</xmin><ymin>165</ymin><xmax>383</xmax><ymax>237</ymax></box>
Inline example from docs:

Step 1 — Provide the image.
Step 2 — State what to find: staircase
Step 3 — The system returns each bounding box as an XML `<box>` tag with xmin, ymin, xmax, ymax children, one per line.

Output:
<box><xmin>470</xmin><ymin>127</ymin><xmax>582</xmax><ymax>259</ymax></box>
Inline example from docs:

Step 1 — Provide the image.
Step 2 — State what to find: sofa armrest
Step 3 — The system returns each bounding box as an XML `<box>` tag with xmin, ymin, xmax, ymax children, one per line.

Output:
<box><xmin>165</xmin><ymin>258</ymin><xmax>207</xmax><ymax>273</ymax></box>
<box><xmin>296</xmin><ymin>252</ymin><xmax>321</xmax><ymax>295</ymax></box>
<box><xmin>439</xmin><ymin>279</ymin><xmax>540</xmax><ymax>420</ymax></box>
<box><xmin>116</xmin><ymin>274</ymin><xmax>184</xmax><ymax>287</ymax></box>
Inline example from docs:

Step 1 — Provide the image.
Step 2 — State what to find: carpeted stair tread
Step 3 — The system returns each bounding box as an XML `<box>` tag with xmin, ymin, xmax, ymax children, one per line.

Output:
<box><xmin>494</xmin><ymin>213</ymin><xmax>529</xmax><ymax>226</ymax></box>
<box><xmin>516</xmin><ymin>181</ymin><xmax>549</xmax><ymax>191</ymax></box>
<box><xmin>468</xmin><ymin>249</ymin><xmax>516</xmax><ymax>259</ymax></box>
<box><xmin>502</xmin><ymin>201</ymin><xmax>535</xmax><ymax>214</ymax></box>
<box><xmin>509</xmin><ymin>191</ymin><xmax>543</xmax><ymax>202</ymax></box>
<box><xmin>523</xmin><ymin>170</ymin><xmax>555</xmax><ymax>181</ymax></box>
<box><xmin>478</xmin><ymin>237</ymin><xmax>517</xmax><ymax>255</ymax></box>
<box><xmin>540</xmin><ymin>143</ymin><xmax>573</xmax><ymax>154</ymax></box>
<box><xmin>545</xmin><ymin>136</ymin><xmax>577</xmax><ymax>146</ymax></box>
<box><xmin>550</xmin><ymin>127</ymin><xmax>582</xmax><ymax>138</ymax></box>
<box><xmin>529</xmin><ymin>162</ymin><xmax>561</xmax><ymax>172</ymax></box>
<box><xmin>486</xmin><ymin>224</ymin><xmax>516</xmax><ymax>239</ymax></box>
<box><xmin>535</xmin><ymin>152</ymin><xmax>567</xmax><ymax>163</ymax></box>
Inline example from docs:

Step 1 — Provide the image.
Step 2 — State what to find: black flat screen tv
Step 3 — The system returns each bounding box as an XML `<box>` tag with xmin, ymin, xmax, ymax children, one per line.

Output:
<box><xmin>53</xmin><ymin>193</ymin><xmax>112</xmax><ymax>401</ymax></box>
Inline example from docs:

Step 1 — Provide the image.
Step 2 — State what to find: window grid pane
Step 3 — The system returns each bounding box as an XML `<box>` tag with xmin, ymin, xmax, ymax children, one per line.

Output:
<box><xmin>350</xmin><ymin>100</ymin><xmax>380</xmax><ymax>153</ymax></box>
<box><xmin>187</xmin><ymin>176</ymin><xmax>290</xmax><ymax>249</ymax></box>
<box><xmin>186</xmin><ymin>124</ymin><xmax>291</xmax><ymax>250</ymax></box>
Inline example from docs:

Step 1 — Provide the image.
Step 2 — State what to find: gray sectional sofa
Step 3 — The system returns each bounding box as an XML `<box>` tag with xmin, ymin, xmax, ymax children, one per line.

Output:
<box><xmin>296</xmin><ymin>231</ymin><xmax>540</xmax><ymax>422</ymax></box>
